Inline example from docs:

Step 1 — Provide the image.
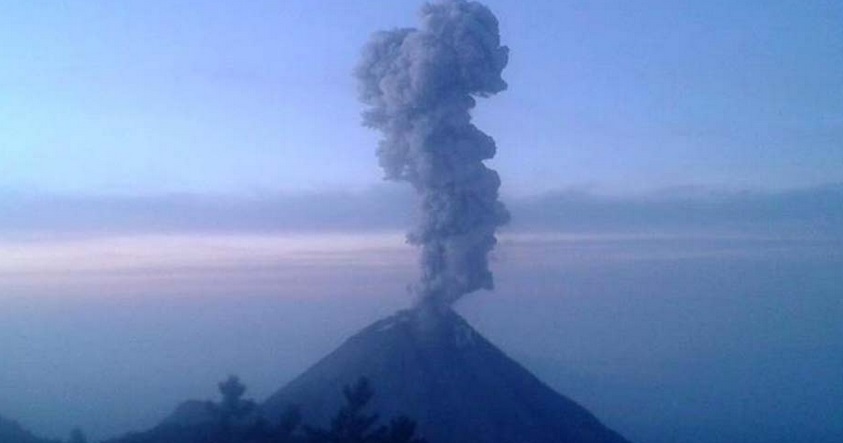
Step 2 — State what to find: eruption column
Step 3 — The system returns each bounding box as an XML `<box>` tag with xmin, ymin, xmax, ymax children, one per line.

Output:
<box><xmin>356</xmin><ymin>0</ymin><xmax>509</xmax><ymax>308</ymax></box>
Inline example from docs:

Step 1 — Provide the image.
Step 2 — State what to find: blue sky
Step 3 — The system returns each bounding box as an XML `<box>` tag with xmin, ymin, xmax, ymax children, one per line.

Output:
<box><xmin>2</xmin><ymin>0</ymin><xmax>841</xmax><ymax>196</ymax></box>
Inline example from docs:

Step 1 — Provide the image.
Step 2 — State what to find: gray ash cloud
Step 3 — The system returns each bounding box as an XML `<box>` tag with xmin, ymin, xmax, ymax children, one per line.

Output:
<box><xmin>355</xmin><ymin>0</ymin><xmax>510</xmax><ymax>307</ymax></box>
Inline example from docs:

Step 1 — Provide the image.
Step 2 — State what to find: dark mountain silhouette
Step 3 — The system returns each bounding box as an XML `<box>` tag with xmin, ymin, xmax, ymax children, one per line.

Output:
<box><xmin>105</xmin><ymin>374</ymin><xmax>424</xmax><ymax>443</ymax></box>
<box><xmin>262</xmin><ymin>308</ymin><xmax>631</xmax><ymax>443</ymax></box>
<box><xmin>0</xmin><ymin>414</ymin><xmax>60</xmax><ymax>443</ymax></box>
<box><xmin>157</xmin><ymin>400</ymin><xmax>212</xmax><ymax>428</ymax></box>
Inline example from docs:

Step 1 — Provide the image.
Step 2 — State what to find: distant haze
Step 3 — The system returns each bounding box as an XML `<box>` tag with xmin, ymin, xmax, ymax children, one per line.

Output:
<box><xmin>1</xmin><ymin>231</ymin><xmax>840</xmax><ymax>443</ymax></box>
<box><xmin>1</xmin><ymin>184</ymin><xmax>842</xmax><ymax>443</ymax></box>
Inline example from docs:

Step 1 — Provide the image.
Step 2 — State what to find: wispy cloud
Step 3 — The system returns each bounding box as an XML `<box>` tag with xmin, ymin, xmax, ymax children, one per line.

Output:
<box><xmin>2</xmin><ymin>184</ymin><xmax>840</xmax><ymax>298</ymax></box>
<box><xmin>509</xmin><ymin>184</ymin><xmax>843</xmax><ymax>238</ymax></box>
<box><xmin>2</xmin><ymin>184</ymin><xmax>841</xmax><ymax>238</ymax></box>
<box><xmin>0</xmin><ymin>187</ymin><xmax>413</xmax><ymax>238</ymax></box>
<box><xmin>0</xmin><ymin>232</ymin><xmax>414</xmax><ymax>298</ymax></box>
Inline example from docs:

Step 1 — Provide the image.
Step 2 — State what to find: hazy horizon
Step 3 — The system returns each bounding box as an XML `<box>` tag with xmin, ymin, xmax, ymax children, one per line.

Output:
<box><xmin>2</xmin><ymin>198</ymin><xmax>841</xmax><ymax>442</ymax></box>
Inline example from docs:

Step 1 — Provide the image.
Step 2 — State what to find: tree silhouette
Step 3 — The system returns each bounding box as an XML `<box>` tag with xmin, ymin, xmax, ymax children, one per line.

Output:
<box><xmin>206</xmin><ymin>375</ymin><xmax>257</xmax><ymax>443</ymax></box>
<box><xmin>306</xmin><ymin>378</ymin><xmax>426</xmax><ymax>443</ymax></box>
<box><xmin>245</xmin><ymin>406</ymin><xmax>303</xmax><ymax>443</ymax></box>
<box><xmin>102</xmin><ymin>376</ymin><xmax>426</xmax><ymax>443</ymax></box>
<box><xmin>273</xmin><ymin>406</ymin><xmax>304</xmax><ymax>443</ymax></box>
<box><xmin>381</xmin><ymin>417</ymin><xmax>425</xmax><ymax>443</ymax></box>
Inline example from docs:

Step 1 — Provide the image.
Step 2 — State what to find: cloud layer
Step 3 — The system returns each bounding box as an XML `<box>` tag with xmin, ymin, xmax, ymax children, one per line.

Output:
<box><xmin>2</xmin><ymin>184</ymin><xmax>841</xmax><ymax>238</ymax></box>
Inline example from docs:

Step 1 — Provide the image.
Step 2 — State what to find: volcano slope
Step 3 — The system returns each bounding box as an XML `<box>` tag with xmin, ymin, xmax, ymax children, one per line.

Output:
<box><xmin>262</xmin><ymin>308</ymin><xmax>630</xmax><ymax>443</ymax></box>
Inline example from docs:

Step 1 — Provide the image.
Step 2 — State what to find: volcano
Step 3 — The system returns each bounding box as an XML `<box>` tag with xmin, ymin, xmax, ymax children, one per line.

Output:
<box><xmin>261</xmin><ymin>308</ymin><xmax>630</xmax><ymax>443</ymax></box>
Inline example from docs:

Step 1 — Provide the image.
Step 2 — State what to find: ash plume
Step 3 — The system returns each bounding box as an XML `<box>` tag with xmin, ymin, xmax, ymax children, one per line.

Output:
<box><xmin>355</xmin><ymin>0</ymin><xmax>510</xmax><ymax>308</ymax></box>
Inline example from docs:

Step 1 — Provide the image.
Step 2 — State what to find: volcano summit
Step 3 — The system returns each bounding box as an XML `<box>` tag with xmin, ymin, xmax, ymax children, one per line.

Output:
<box><xmin>262</xmin><ymin>308</ymin><xmax>631</xmax><ymax>443</ymax></box>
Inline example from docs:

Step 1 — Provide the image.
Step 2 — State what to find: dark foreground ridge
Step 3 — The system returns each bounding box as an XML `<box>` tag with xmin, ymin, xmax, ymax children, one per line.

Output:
<box><xmin>262</xmin><ymin>307</ymin><xmax>631</xmax><ymax>443</ymax></box>
<box><xmin>0</xmin><ymin>414</ymin><xmax>60</xmax><ymax>443</ymax></box>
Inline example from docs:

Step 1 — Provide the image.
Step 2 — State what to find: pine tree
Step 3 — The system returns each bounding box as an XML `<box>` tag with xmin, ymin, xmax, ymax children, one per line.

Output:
<box><xmin>306</xmin><ymin>378</ymin><xmax>426</xmax><ymax>443</ymax></box>
<box><xmin>273</xmin><ymin>406</ymin><xmax>303</xmax><ymax>443</ymax></box>
<box><xmin>246</xmin><ymin>406</ymin><xmax>303</xmax><ymax>443</ymax></box>
<box><xmin>207</xmin><ymin>375</ymin><xmax>257</xmax><ymax>443</ymax></box>
<box><xmin>381</xmin><ymin>417</ymin><xmax>425</xmax><ymax>443</ymax></box>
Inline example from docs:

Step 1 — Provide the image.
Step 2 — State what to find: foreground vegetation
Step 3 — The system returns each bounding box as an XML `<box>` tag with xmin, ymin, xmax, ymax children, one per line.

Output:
<box><xmin>2</xmin><ymin>377</ymin><xmax>425</xmax><ymax>443</ymax></box>
<box><xmin>109</xmin><ymin>376</ymin><xmax>426</xmax><ymax>443</ymax></box>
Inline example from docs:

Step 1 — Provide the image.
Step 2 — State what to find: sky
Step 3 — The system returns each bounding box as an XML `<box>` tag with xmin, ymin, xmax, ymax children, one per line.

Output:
<box><xmin>1</xmin><ymin>0</ymin><xmax>841</xmax><ymax>196</ymax></box>
<box><xmin>1</xmin><ymin>1</ymin><xmax>842</xmax><ymax>443</ymax></box>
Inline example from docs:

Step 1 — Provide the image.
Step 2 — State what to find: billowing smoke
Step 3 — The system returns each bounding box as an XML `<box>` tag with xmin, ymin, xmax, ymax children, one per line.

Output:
<box><xmin>356</xmin><ymin>0</ymin><xmax>509</xmax><ymax>308</ymax></box>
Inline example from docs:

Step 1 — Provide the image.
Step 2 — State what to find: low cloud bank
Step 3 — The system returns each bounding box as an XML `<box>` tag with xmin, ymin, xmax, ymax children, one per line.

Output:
<box><xmin>0</xmin><ymin>187</ymin><xmax>412</xmax><ymax>238</ymax></box>
<box><xmin>2</xmin><ymin>184</ymin><xmax>841</xmax><ymax>239</ymax></box>
<box><xmin>511</xmin><ymin>184</ymin><xmax>843</xmax><ymax>237</ymax></box>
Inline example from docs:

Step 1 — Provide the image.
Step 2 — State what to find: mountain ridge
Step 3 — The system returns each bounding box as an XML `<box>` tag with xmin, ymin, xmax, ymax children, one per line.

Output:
<box><xmin>0</xmin><ymin>414</ymin><xmax>60</xmax><ymax>443</ymax></box>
